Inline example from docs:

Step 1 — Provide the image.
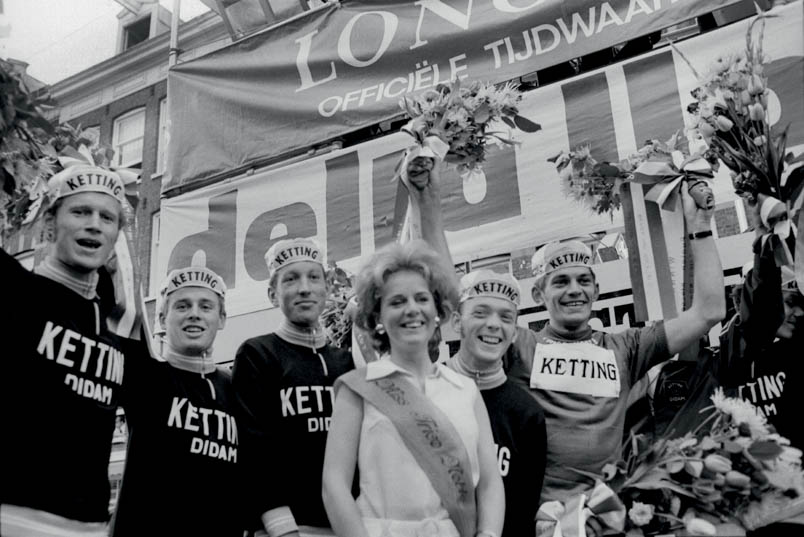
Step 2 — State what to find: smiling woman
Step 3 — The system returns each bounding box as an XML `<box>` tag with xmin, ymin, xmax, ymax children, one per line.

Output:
<box><xmin>322</xmin><ymin>240</ymin><xmax>505</xmax><ymax>537</ymax></box>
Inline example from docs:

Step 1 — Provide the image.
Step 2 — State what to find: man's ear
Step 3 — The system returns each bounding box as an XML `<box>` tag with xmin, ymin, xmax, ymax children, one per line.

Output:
<box><xmin>450</xmin><ymin>310</ymin><xmax>463</xmax><ymax>337</ymax></box>
<box><xmin>43</xmin><ymin>212</ymin><xmax>56</xmax><ymax>243</ymax></box>
<box><xmin>267</xmin><ymin>285</ymin><xmax>279</xmax><ymax>308</ymax></box>
<box><xmin>593</xmin><ymin>282</ymin><xmax>601</xmax><ymax>302</ymax></box>
<box><xmin>531</xmin><ymin>285</ymin><xmax>544</xmax><ymax>307</ymax></box>
<box><xmin>158</xmin><ymin>311</ymin><xmax>166</xmax><ymax>330</ymax></box>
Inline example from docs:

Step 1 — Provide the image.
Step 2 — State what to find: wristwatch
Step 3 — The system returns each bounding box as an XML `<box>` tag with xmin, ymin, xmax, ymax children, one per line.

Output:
<box><xmin>687</xmin><ymin>230</ymin><xmax>713</xmax><ymax>240</ymax></box>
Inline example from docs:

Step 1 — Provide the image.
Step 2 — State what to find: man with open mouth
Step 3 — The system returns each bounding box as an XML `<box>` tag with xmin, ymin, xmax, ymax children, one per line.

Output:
<box><xmin>232</xmin><ymin>238</ymin><xmax>355</xmax><ymax>537</ymax></box>
<box><xmin>1</xmin><ymin>164</ymin><xmax>129</xmax><ymax>536</ymax></box>
<box><xmin>507</xmin><ymin>185</ymin><xmax>725</xmax><ymax>506</ymax></box>
<box><xmin>447</xmin><ymin>270</ymin><xmax>547</xmax><ymax>537</ymax></box>
<box><xmin>110</xmin><ymin>266</ymin><xmax>244</xmax><ymax>537</ymax></box>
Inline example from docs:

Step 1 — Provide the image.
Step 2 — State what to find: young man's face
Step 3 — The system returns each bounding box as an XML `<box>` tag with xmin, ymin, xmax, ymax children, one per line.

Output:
<box><xmin>49</xmin><ymin>193</ymin><xmax>120</xmax><ymax>273</ymax></box>
<box><xmin>537</xmin><ymin>266</ymin><xmax>599</xmax><ymax>331</ymax></box>
<box><xmin>453</xmin><ymin>296</ymin><xmax>517</xmax><ymax>366</ymax></box>
<box><xmin>271</xmin><ymin>261</ymin><xmax>327</xmax><ymax>327</ymax></box>
<box><xmin>776</xmin><ymin>291</ymin><xmax>804</xmax><ymax>340</ymax></box>
<box><xmin>161</xmin><ymin>287</ymin><xmax>225</xmax><ymax>356</ymax></box>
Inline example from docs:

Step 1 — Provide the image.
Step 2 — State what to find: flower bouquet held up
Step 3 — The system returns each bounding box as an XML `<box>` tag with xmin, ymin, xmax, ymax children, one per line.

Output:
<box><xmin>593</xmin><ymin>388</ymin><xmax>804</xmax><ymax>536</ymax></box>
<box><xmin>674</xmin><ymin>6</ymin><xmax>803</xmax><ymax>270</ymax></box>
<box><xmin>549</xmin><ymin>131</ymin><xmax>716</xmax><ymax>219</ymax></box>
<box><xmin>395</xmin><ymin>79</ymin><xmax>540</xmax><ymax>240</ymax></box>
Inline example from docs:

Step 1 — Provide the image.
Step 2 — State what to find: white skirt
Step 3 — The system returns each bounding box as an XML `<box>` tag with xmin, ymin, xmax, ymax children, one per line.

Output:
<box><xmin>362</xmin><ymin>516</ymin><xmax>459</xmax><ymax>537</ymax></box>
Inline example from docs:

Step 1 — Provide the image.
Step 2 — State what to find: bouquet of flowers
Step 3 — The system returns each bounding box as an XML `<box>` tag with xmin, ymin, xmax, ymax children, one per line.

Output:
<box><xmin>676</xmin><ymin>9</ymin><xmax>804</xmax><ymax>206</ymax></box>
<box><xmin>320</xmin><ymin>263</ymin><xmax>355</xmax><ymax>349</ymax></box>
<box><xmin>598</xmin><ymin>388</ymin><xmax>804</xmax><ymax>536</ymax></box>
<box><xmin>399</xmin><ymin>78</ymin><xmax>540</xmax><ymax>176</ymax></box>
<box><xmin>549</xmin><ymin>131</ymin><xmax>717</xmax><ymax>219</ymax></box>
<box><xmin>548</xmin><ymin>146</ymin><xmax>629</xmax><ymax>217</ymax></box>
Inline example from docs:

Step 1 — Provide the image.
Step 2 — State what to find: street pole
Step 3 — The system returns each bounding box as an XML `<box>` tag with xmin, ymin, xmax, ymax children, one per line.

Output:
<box><xmin>168</xmin><ymin>0</ymin><xmax>181</xmax><ymax>67</ymax></box>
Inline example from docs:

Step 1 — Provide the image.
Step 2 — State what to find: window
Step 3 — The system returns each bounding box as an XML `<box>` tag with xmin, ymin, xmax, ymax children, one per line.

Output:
<box><xmin>156</xmin><ymin>99</ymin><xmax>168</xmax><ymax>176</ymax></box>
<box><xmin>112</xmin><ymin>108</ymin><xmax>145</xmax><ymax>168</ymax></box>
<box><xmin>123</xmin><ymin>15</ymin><xmax>151</xmax><ymax>50</ymax></box>
<box><xmin>148</xmin><ymin>212</ymin><xmax>161</xmax><ymax>297</ymax></box>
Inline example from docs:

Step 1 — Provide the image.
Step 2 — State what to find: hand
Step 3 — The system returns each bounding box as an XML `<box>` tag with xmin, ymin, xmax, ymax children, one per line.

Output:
<box><xmin>407</xmin><ymin>158</ymin><xmax>442</xmax><ymax>209</ymax></box>
<box><xmin>682</xmin><ymin>180</ymin><xmax>714</xmax><ymax>233</ymax></box>
<box><xmin>406</xmin><ymin>156</ymin><xmax>434</xmax><ymax>190</ymax></box>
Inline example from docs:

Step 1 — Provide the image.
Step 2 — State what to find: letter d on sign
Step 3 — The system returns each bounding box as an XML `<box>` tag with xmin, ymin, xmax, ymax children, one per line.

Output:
<box><xmin>168</xmin><ymin>189</ymin><xmax>237</xmax><ymax>287</ymax></box>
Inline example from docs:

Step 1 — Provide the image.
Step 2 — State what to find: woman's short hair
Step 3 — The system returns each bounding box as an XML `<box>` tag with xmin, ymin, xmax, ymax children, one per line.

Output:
<box><xmin>354</xmin><ymin>240</ymin><xmax>458</xmax><ymax>354</ymax></box>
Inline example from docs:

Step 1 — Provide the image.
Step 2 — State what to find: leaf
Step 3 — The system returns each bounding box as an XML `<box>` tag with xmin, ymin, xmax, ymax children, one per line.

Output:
<box><xmin>474</xmin><ymin>103</ymin><xmax>490</xmax><ymax>124</ymax></box>
<box><xmin>513</xmin><ymin>114</ymin><xmax>541</xmax><ymax>133</ymax></box>
<box><xmin>724</xmin><ymin>440</ymin><xmax>745</xmax><ymax>454</ymax></box>
<box><xmin>501</xmin><ymin>116</ymin><xmax>516</xmax><ymax>129</ymax></box>
<box><xmin>747</xmin><ymin>440</ymin><xmax>784</xmax><ymax>460</ymax></box>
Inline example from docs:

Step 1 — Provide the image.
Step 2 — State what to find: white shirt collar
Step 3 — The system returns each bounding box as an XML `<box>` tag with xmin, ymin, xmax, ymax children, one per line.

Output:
<box><xmin>365</xmin><ymin>358</ymin><xmax>465</xmax><ymax>389</ymax></box>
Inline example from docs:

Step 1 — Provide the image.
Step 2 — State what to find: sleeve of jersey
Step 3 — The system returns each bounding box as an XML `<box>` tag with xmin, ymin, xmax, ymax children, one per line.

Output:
<box><xmin>525</xmin><ymin>407</ymin><xmax>547</xmax><ymax>519</ymax></box>
<box><xmin>0</xmin><ymin>249</ymin><xmax>26</xmax><ymax>327</ymax></box>
<box><xmin>232</xmin><ymin>340</ymin><xmax>296</xmax><ymax>535</ymax></box>
<box><xmin>740</xmin><ymin>250</ymin><xmax>784</xmax><ymax>349</ymax></box>
<box><xmin>623</xmin><ymin>321</ymin><xmax>670</xmax><ymax>383</ymax></box>
<box><xmin>118</xmin><ymin>336</ymin><xmax>152</xmax><ymax>414</ymax></box>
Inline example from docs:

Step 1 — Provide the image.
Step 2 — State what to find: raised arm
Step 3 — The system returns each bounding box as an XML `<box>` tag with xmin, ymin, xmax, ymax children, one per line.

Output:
<box><xmin>407</xmin><ymin>160</ymin><xmax>454</xmax><ymax>269</ymax></box>
<box><xmin>664</xmin><ymin>184</ymin><xmax>726</xmax><ymax>355</ymax></box>
<box><xmin>474</xmin><ymin>393</ymin><xmax>506</xmax><ymax>537</ymax></box>
<box><xmin>321</xmin><ymin>386</ymin><xmax>368</xmax><ymax>537</ymax></box>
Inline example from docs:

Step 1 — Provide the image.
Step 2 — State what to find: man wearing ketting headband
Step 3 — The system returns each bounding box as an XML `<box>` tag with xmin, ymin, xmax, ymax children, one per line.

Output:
<box><xmin>232</xmin><ymin>237</ymin><xmax>355</xmax><ymax>537</ymax></box>
<box><xmin>414</xmin><ymin>163</ymin><xmax>725</xmax><ymax>504</ymax></box>
<box><xmin>1</xmin><ymin>165</ymin><xmax>128</xmax><ymax>536</ymax></box>
<box><xmin>111</xmin><ymin>266</ymin><xmax>243</xmax><ymax>537</ymax></box>
<box><xmin>448</xmin><ymin>270</ymin><xmax>547</xmax><ymax>536</ymax></box>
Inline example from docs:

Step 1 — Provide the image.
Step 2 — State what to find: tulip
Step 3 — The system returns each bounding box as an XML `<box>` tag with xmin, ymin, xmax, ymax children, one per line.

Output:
<box><xmin>748</xmin><ymin>74</ymin><xmax>765</xmax><ymax>95</ymax></box>
<box><xmin>703</xmin><ymin>454</ymin><xmax>732</xmax><ymax>473</ymax></box>
<box><xmin>725</xmin><ymin>470</ymin><xmax>751</xmax><ymax>488</ymax></box>
<box><xmin>698</xmin><ymin>121</ymin><xmax>716</xmax><ymax>139</ymax></box>
<box><xmin>740</xmin><ymin>90</ymin><xmax>752</xmax><ymax>106</ymax></box>
<box><xmin>686</xmin><ymin>518</ymin><xmax>717</xmax><ymax>536</ymax></box>
<box><xmin>715</xmin><ymin>116</ymin><xmax>734</xmax><ymax>131</ymax></box>
<box><xmin>748</xmin><ymin>103</ymin><xmax>765</xmax><ymax>121</ymax></box>
<box><xmin>753</xmin><ymin>135</ymin><xmax>767</xmax><ymax>146</ymax></box>
<box><xmin>760</xmin><ymin>92</ymin><xmax>768</xmax><ymax>109</ymax></box>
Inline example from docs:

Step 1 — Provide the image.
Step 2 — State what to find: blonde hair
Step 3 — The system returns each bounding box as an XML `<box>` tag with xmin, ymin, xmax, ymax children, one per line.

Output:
<box><xmin>355</xmin><ymin>240</ymin><xmax>458</xmax><ymax>354</ymax></box>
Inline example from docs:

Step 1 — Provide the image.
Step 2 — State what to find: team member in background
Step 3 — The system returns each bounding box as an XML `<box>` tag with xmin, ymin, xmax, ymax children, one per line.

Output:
<box><xmin>233</xmin><ymin>238</ymin><xmax>354</xmax><ymax>537</ymax></box>
<box><xmin>719</xmin><ymin>240</ymin><xmax>804</xmax><ymax>446</ymax></box>
<box><xmin>0</xmin><ymin>165</ymin><xmax>128</xmax><ymax>536</ymax></box>
<box><xmin>111</xmin><ymin>266</ymin><xmax>243</xmax><ymax>537</ymax></box>
<box><xmin>508</xmin><ymin>185</ymin><xmax>725</xmax><ymax>504</ymax></box>
<box><xmin>448</xmin><ymin>270</ymin><xmax>546</xmax><ymax>536</ymax></box>
<box><xmin>323</xmin><ymin>240</ymin><xmax>504</xmax><ymax>537</ymax></box>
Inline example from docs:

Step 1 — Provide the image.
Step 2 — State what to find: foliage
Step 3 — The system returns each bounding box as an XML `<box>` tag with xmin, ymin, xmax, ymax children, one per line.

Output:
<box><xmin>549</xmin><ymin>131</ymin><xmax>717</xmax><ymax>219</ymax></box>
<box><xmin>0</xmin><ymin>61</ymin><xmax>119</xmax><ymax>238</ymax></box>
<box><xmin>590</xmin><ymin>388</ymin><xmax>804</xmax><ymax>536</ymax></box>
<box><xmin>321</xmin><ymin>263</ymin><xmax>355</xmax><ymax>349</ymax></box>
<box><xmin>400</xmin><ymin>79</ymin><xmax>540</xmax><ymax>174</ymax></box>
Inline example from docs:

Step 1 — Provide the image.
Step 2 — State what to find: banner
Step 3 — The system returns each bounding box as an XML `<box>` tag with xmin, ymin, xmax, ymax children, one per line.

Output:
<box><xmin>165</xmin><ymin>0</ymin><xmax>742</xmax><ymax>192</ymax></box>
<box><xmin>158</xmin><ymin>4</ymin><xmax>803</xmax><ymax>319</ymax></box>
